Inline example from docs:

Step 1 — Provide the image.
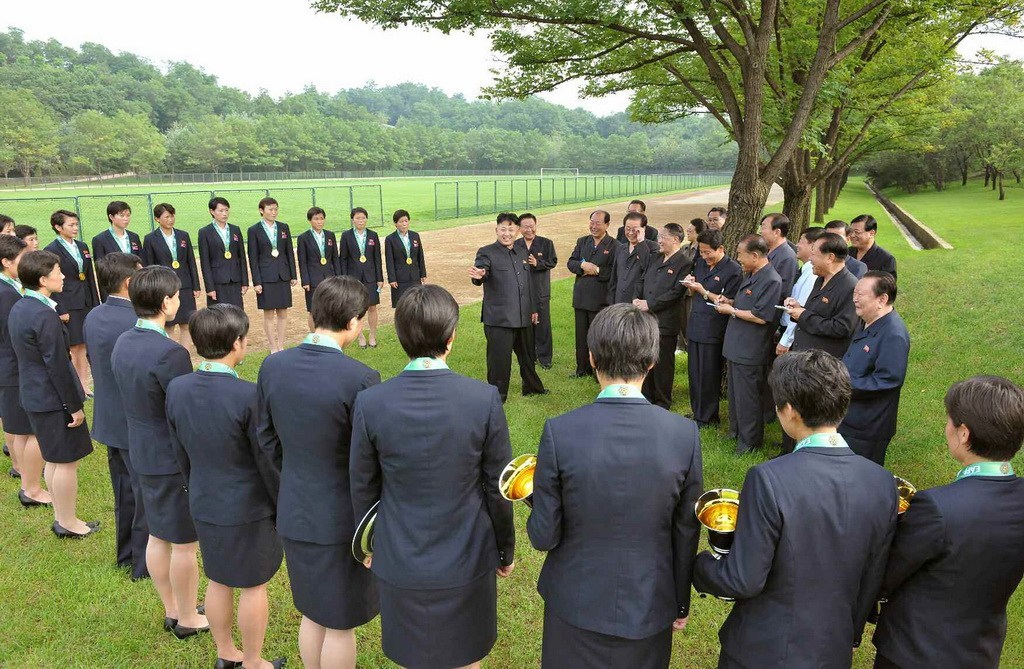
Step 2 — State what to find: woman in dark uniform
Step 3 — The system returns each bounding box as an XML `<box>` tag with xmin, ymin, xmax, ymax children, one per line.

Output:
<box><xmin>44</xmin><ymin>209</ymin><xmax>98</xmax><ymax>395</ymax></box>
<box><xmin>350</xmin><ymin>285</ymin><xmax>516</xmax><ymax>669</ymax></box>
<box><xmin>0</xmin><ymin>236</ymin><xmax>51</xmax><ymax>506</ymax></box>
<box><xmin>247</xmin><ymin>197</ymin><xmax>296</xmax><ymax>354</ymax></box>
<box><xmin>8</xmin><ymin>250</ymin><xmax>97</xmax><ymax>537</ymax></box>
<box><xmin>296</xmin><ymin>206</ymin><xmax>341</xmax><ymax>332</ymax></box>
<box><xmin>338</xmin><ymin>206</ymin><xmax>383</xmax><ymax>348</ymax></box>
<box><xmin>384</xmin><ymin>208</ymin><xmax>427</xmax><ymax>308</ymax></box>
<box><xmin>167</xmin><ymin>305</ymin><xmax>284</xmax><ymax>669</ymax></box>
<box><xmin>141</xmin><ymin>203</ymin><xmax>201</xmax><ymax>347</ymax></box>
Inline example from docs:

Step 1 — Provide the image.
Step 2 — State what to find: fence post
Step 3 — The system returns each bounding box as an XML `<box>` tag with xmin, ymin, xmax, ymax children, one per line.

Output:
<box><xmin>456</xmin><ymin>181</ymin><xmax>461</xmax><ymax>219</ymax></box>
<box><xmin>311</xmin><ymin>188</ymin><xmax>318</xmax><ymax>207</ymax></box>
<box><xmin>475</xmin><ymin>181</ymin><xmax>480</xmax><ymax>215</ymax></box>
<box><xmin>348</xmin><ymin>187</ymin><xmax>354</xmax><ymax>217</ymax></box>
<box><xmin>378</xmin><ymin>185</ymin><xmax>384</xmax><ymax>226</ymax></box>
<box><xmin>434</xmin><ymin>183</ymin><xmax>439</xmax><ymax>221</ymax></box>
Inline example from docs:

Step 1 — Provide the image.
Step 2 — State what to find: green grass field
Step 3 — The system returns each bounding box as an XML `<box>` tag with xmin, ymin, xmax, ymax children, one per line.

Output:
<box><xmin>0</xmin><ymin>173</ymin><xmax>731</xmax><ymax>243</ymax></box>
<box><xmin>0</xmin><ymin>178</ymin><xmax>1020</xmax><ymax>667</ymax></box>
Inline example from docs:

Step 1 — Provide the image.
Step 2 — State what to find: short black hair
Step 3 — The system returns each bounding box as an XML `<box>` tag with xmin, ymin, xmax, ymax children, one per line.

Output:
<box><xmin>153</xmin><ymin>203</ymin><xmax>175</xmax><ymax>218</ymax></box>
<box><xmin>688</xmin><ymin>218</ymin><xmax>706</xmax><ymax>234</ymax></box>
<box><xmin>311</xmin><ymin>276</ymin><xmax>369</xmax><ymax>330</ymax></box>
<box><xmin>18</xmin><ymin>250</ymin><xmax>60</xmax><ymax>290</ymax></box>
<box><xmin>862</xmin><ymin>270</ymin><xmax>897</xmax><ymax>305</ymax></box>
<box><xmin>129</xmin><ymin>266</ymin><xmax>181</xmax><ymax>318</ymax></box>
<box><xmin>393</xmin><ymin>209</ymin><xmax>410</xmax><ymax>223</ymax></box>
<box><xmin>945</xmin><ymin>376</ymin><xmax>1024</xmax><ymax>461</ymax></box>
<box><xmin>0</xmin><ymin>234</ymin><xmax>26</xmax><ymax>263</ymax></box>
<box><xmin>851</xmin><ymin>214</ymin><xmax>878</xmax><ymax>233</ymax></box>
<box><xmin>0</xmin><ymin>214</ymin><xmax>14</xmax><ymax>229</ymax></box>
<box><xmin>662</xmin><ymin>223</ymin><xmax>685</xmax><ymax>243</ymax></box>
<box><xmin>769</xmin><ymin>350</ymin><xmax>851</xmax><ymax>429</ymax></box>
<box><xmin>590</xmin><ymin>210</ymin><xmax>611</xmax><ymax>224</ymax></box>
<box><xmin>258</xmin><ymin>197</ymin><xmax>278</xmax><ymax>211</ymax></box>
<box><xmin>395</xmin><ymin>285</ymin><xmax>459</xmax><ymax>359</ymax></box>
<box><xmin>351</xmin><ymin>207</ymin><xmax>369</xmax><ymax>219</ymax></box>
<box><xmin>801</xmin><ymin>226</ymin><xmax>825</xmax><ymax>243</ymax></box>
<box><xmin>96</xmin><ymin>252</ymin><xmax>141</xmax><ymax>297</ymax></box>
<box><xmin>708</xmin><ymin>206</ymin><xmax>727</xmax><ymax>217</ymax></box>
<box><xmin>628</xmin><ymin>199</ymin><xmax>647</xmax><ymax>212</ymax></box>
<box><xmin>307</xmin><ymin>206</ymin><xmax>326</xmax><ymax>221</ymax></box>
<box><xmin>190</xmin><ymin>305</ymin><xmax>250</xmax><ymax>360</ymax></box>
<box><xmin>696</xmin><ymin>229</ymin><xmax>724</xmax><ymax>250</ymax></box>
<box><xmin>815</xmin><ymin>232</ymin><xmax>848</xmax><ymax>260</ymax></box>
<box><xmin>739</xmin><ymin>234</ymin><xmax>769</xmax><ymax>256</ymax></box>
<box><xmin>824</xmin><ymin>219</ymin><xmax>849</xmax><ymax>235</ymax></box>
<box><xmin>519</xmin><ymin>212</ymin><xmax>537</xmax><ymax>224</ymax></box>
<box><xmin>587</xmin><ymin>303</ymin><xmax>659</xmax><ymax>381</ymax></box>
<box><xmin>496</xmin><ymin>212</ymin><xmax>520</xmax><ymax>226</ymax></box>
<box><xmin>50</xmin><ymin>209</ymin><xmax>78</xmax><ymax>234</ymax></box>
<box><xmin>208</xmin><ymin>196</ymin><xmax>230</xmax><ymax>211</ymax></box>
<box><xmin>14</xmin><ymin>224</ymin><xmax>36</xmax><ymax>240</ymax></box>
<box><xmin>106</xmin><ymin>200</ymin><xmax>131</xmax><ymax>219</ymax></box>
<box><xmin>623</xmin><ymin>211</ymin><xmax>647</xmax><ymax>227</ymax></box>
<box><xmin>762</xmin><ymin>213</ymin><xmax>790</xmax><ymax>237</ymax></box>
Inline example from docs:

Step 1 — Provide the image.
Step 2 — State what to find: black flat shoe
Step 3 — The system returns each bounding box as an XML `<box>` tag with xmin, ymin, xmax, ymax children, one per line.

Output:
<box><xmin>172</xmin><ymin>623</ymin><xmax>210</xmax><ymax>640</ymax></box>
<box><xmin>52</xmin><ymin>522</ymin><xmax>100</xmax><ymax>539</ymax></box>
<box><xmin>523</xmin><ymin>389</ymin><xmax>550</xmax><ymax>397</ymax></box>
<box><xmin>539</xmin><ymin>362</ymin><xmax>553</xmax><ymax>369</ymax></box>
<box><xmin>214</xmin><ymin>659</ymin><xmax>243</xmax><ymax>669</ymax></box>
<box><xmin>165</xmin><ymin>604</ymin><xmax>205</xmax><ymax>632</ymax></box>
<box><xmin>9</xmin><ymin>467</ymin><xmax>20</xmax><ymax>479</ymax></box>
<box><xmin>18</xmin><ymin>490</ymin><xmax>51</xmax><ymax>508</ymax></box>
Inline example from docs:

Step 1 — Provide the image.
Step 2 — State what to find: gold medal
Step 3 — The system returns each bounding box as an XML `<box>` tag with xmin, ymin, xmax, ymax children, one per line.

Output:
<box><xmin>78</xmin><ymin>272</ymin><xmax>86</xmax><ymax>281</ymax></box>
<box><xmin>359</xmin><ymin>255</ymin><xmax>367</xmax><ymax>263</ymax></box>
<box><xmin>224</xmin><ymin>251</ymin><xmax>232</xmax><ymax>259</ymax></box>
<box><xmin>171</xmin><ymin>260</ymin><xmax>180</xmax><ymax>269</ymax></box>
<box><xmin>320</xmin><ymin>257</ymin><xmax>327</xmax><ymax>266</ymax></box>
<box><xmin>271</xmin><ymin>249</ymin><xmax>279</xmax><ymax>258</ymax></box>
<box><xmin>406</xmin><ymin>257</ymin><xmax>413</xmax><ymax>265</ymax></box>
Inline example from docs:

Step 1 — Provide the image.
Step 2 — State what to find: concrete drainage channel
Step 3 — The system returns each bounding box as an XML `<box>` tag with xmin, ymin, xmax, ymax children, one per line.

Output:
<box><xmin>865</xmin><ymin>182</ymin><xmax>954</xmax><ymax>251</ymax></box>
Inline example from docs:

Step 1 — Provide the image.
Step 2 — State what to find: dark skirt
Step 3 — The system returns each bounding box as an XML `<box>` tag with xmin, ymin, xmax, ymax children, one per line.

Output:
<box><xmin>208</xmin><ymin>282</ymin><xmax>243</xmax><ymax>309</ymax></box>
<box><xmin>0</xmin><ymin>386</ymin><xmax>32</xmax><ymax>435</ymax></box>
<box><xmin>137</xmin><ymin>472</ymin><xmax>197</xmax><ymax>544</ymax></box>
<box><xmin>27</xmin><ymin>409</ymin><xmax>92</xmax><ymax>463</ymax></box>
<box><xmin>282</xmin><ymin>537</ymin><xmax>379</xmax><ymax>630</ymax></box>
<box><xmin>66</xmin><ymin>307</ymin><xmax>91</xmax><ymax>346</ymax></box>
<box><xmin>195</xmin><ymin>517</ymin><xmax>283</xmax><ymax>588</ymax></box>
<box><xmin>168</xmin><ymin>287</ymin><xmax>197</xmax><ymax>327</ymax></box>
<box><xmin>541</xmin><ymin>608</ymin><xmax>673</xmax><ymax>669</ymax></box>
<box><xmin>389</xmin><ymin>282</ymin><xmax>417</xmax><ymax>309</ymax></box>
<box><xmin>362</xmin><ymin>281</ymin><xmax>380</xmax><ymax>306</ymax></box>
<box><xmin>379</xmin><ymin>571</ymin><xmax>497</xmax><ymax>669</ymax></box>
<box><xmin>256</xmin><ymin>280</ymin><xmax>292</xmax><ymax>310</ymax></box>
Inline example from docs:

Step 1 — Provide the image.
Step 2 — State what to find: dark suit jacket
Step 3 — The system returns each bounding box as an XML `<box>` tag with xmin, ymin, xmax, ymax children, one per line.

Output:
<box><xmin>514</xmin><ymin>235</ymin><xmax>557</xmax><ymax>301</ymax></box>
<box><xmin>768</xmin><ymin>242</ymin><xmax>799</xmax><ymax>300</ymax></box>
<box><xmin>8</xmin><ymin>296</ymin><xmax>84</xmax><ymax>413</ymax></box>
<box><xmin>0</xmin><ymin>281</ymin><xmax>22</xmax><ymax>388</ymax></box>
<box><xmin>852</xmin><ymin>243</ymin><xmax>898</xmax><ymax>281</ymax></box>
<box><xmin>616</xmin><ymin>225</ymin><xmax>659</xmax><ymax>243</ymax></box>
<box><xmin>839</xmin><ymin>311</ymin><xmax>910</xmax><ymax>443</ymax></box>
<box><xmin>384</xmin><ymin>230</ymin><xmax>426</xmax><ymax>285</ymax></box>
<box><xmin>198</xmin><ymin>223</ymin><xmax>248</xmax><ymax>291</ymax></box>
<box><xmin>693</xmin><ymin>446</ymin><xmax>898</xmax><ymax>668</ymax></box>
<box><xmin>45</xmin><ymin>238</ymin><xmax>99</xmax><ymax>314</ymax></box>
<box><xmin>687</xmin><ymin>256</ymin><xmax>743</xmax><ymax>344</ymax></box>
<box><xmin>339</xmin><ymin>228</ymin><xmax>383</xmax><ymax>284</ymax></box>
<box><xmin>142</xmin><ymin>229</ymin><xmax>200</xmax><ymax>291</ymax></box>
<box><xmin>247</xmin><ymin>221</ymin><xmax>296</xmax><ymax>285</ymax></box>
<box><xmin>472</xmin><ymin>241</ymin><xmax>536</xmax><ymax>329</ymax></box>
<box><xmin>296</xmin><ymin>229</ymin><xmax>341</xmax><ymax>288</ymax></box>
<box><xmin>528</xmin><ymin>397</ymin><xmax>703</xmax><ymax>639</ymax></box>
<box><xmin>875</xmin><ymin>475</ymin><xmax>1024</xmax><ymax>669</ymax></box>
<box><xmin>637</xmin><ymin>248</ymin><xmax>692</xmax><ymax>335</ymax></box>
<box><xmin>256</xmin><ymin>342</ymin><xmax>380</xmax><ymax>545</ymax></box>
<box><xmin>92</xmin><ymin>229</ymin><xmax>142</xmax><ymax>262</ymax></box>
<box><xmin>110</xmin><ymin>327</ymin><xmax>192</xmax><ymax>475</ymax></box>
<box><xmin>83</xmin><ymin>297</ymin><xmax>137</xmax><ymax>450</ymax></box>
<box><xmin>722</xmin><ymin>263</ymin><xmax>783</xmax><ymax>366</ymax></box>
<box><xmin>845</xmin><ymin>255</ymin><xmax>868</xmax><ymax>279</ymax></box>
<box><xmin>167</xmin><ymin>370</ymin><xmax>278</xmax><ymax>526</ymax></box>
<box><xmin>607</xmin><ymin>241</ymin><xmax>653</xmax><ymax>304</ymax></box>
<box><xmin>791</xmin><ymin>267</ymin><xmax>859</xmax><ymax>358</ymax></box>
<box><xmin>567</xmin><ymin>234</ymin><xmax>617</xmax><ymax>312</ymax></box>
<box><xmin>351</xmin><ymin>369</ymin><xmax>514</xmax><ymax>589</ymax></box>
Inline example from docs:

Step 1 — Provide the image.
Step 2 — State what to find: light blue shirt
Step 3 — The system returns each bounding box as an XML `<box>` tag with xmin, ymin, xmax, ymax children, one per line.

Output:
<box><xmin>780</xmin><ymin>261</ymin><xmax>816</xmax><ymax>348</ymax></box>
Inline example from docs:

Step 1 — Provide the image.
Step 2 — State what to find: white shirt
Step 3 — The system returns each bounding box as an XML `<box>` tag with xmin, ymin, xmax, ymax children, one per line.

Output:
<box><xmin>780</xmin><ymin>261</ymin><xmax>816</xmax><ymax>348</ymax></box>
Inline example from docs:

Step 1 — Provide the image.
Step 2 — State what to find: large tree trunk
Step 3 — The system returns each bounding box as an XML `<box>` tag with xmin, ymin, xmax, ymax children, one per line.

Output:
<box><xmin>724</xmin><ymin>169</ymin><xmax>772</xmax><ymax>253</ymax></box>
<box><xmin>984</xmin><ymin>164</ymin><xmax>991</xmax><ymax>188</ymax></box>
<box><xmin>999</xmin><ymin>171</ymin><xmax>1006</xmax><ymax>200</ymax></box>
<box><xmin>813</xmin><ymin>182</ymin><xmax>825</xmax><ymax>223</ymax></box>
<box><xmin>781</xmin><ymin>180</ymin><xmax>813</xmax><ymax>237</ymax></box>
<box><xmin>1014</xmin><ymin>169</ymin><xmax>1021</xmax><ymax>184</ymax></box>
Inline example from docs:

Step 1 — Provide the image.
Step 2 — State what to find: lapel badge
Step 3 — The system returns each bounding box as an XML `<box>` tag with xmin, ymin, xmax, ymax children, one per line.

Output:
<box><xmin>864</xmin><ymin>345</ymin><xmax>870</xmax><ymax>353</ymax></box>
<box><xmin>744</xmin><ymin>289</ymin><xmax>752</xmax><ymax>296</ymax></box>
<box><xmin>604</xmin><ymin>249</ymin><xmax>610</xmax><ymax>254</ymax></box>
<box><xmin>714</xmin><ymin>276</ymin><xmax>720</xmax><ymax>282</ymax></box>
<box><xmin>537</xmin><ymin>252</ymin><xmax>543</xmax><ymax>256</ymax></box>
<box><xmin>233</xmin><ymin>234</ymin><xmax>239</xmax><ymax>241</ymax></box>
<box><xmin>413</xmin><ymin>240</ymin><xmax>419</xmax><ymax>247</ymax></box>
<box><xmin>822</xmin><ymin>296</ymin><xmax>830</xmax><ymax>304</ymax></box>
<box><xmin>180</xmin><ymin>240</ymin><xmax>187</xmax><ymax>248</ymax></box>
<box><xmin>668</xmin><ymin>269</ymin><xmax>674</xmax><ymax>274</ymax></box>
<box><xmin>132</xmin><ymin>243</ymin><xmax>139</xmax><ymax>250</ymax></box>
<box><xmin>328</xmin><ymin>239</ymin><xmax>333</xmax><ymax>246</ymax></box>
<box><xmin>281</xmin><ymin>231</ymin><xmax>287</xmax><ymax>239</ymax></box>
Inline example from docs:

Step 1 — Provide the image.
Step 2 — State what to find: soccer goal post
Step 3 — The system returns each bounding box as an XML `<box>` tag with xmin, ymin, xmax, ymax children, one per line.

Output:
<box><xmin>539</xmin><ymin>167</ymin><xmax>579</xmax><ymax>177</ymax></box>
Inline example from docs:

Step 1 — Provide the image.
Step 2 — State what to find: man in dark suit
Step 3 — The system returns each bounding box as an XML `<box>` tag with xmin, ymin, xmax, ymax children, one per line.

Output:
<box><xmin>824</xmin><ymin>220</ymin><xmax>868</xmax><ymax>278</ymax></box>
<box><xmin>111</xmin><ymin>266</ymin><xmax>207</xmax><ymax>636</ymax></box>
<box><xmin>514</xmin><ymin>213</ymin><xmax>557</xmax><ymax>369</ymax></box>
<box><xmin>716</xmin><ymin>235</ymin><xmax>783</xmax><ymax>454</ymax></box>
<box><xmin>83</xmin><ymin>252</ymin><xmax>148</xmax><ymax>579</ymax></box>
<box><xmin>786</xmin><ymin>233</ymin><xmax>859</xmax><ymax>359</ymax></box>
<box><xmin>529</xmin><ymin>304</ymin><xmax>703</xmax><ymax>667</ymax></box>
<box><xmin>634</xmin><ymin>223</ymin><xmax>693</xmax><ymax>409</ymax></box>
<box><xmin>839</xmin><ymin>271</ymin><xmax>910</xmax><ymax>465</ymax></box>
<box><xmin>384</xmin><ymin>208</ymin><xmax>426</xmax><ymax>308</ymax></box>
<box><xmin>468</xmin><ymin>212</ymin><xmax>546</xmax><ymax>402</ymax></box>
<box><xmin>198</xmin><ymin>196</ymin><xmax>248</xmax><ymax>308</ymax></box>
<box><xmin>608</xmin><ymin>212</ymin><xmax>655</xmax><ymax>305</ymax></box>
<box><xmin>296</xmin><ymin>206</ymin><xmax>341</xmax><ymax>330</ymax></box>
<box><xmin>567</xmin><ymin>210</ymin><xmax>617</xmax><ymax>378</ymax></box>
<box><xmin>614</xmin><ymin>199</ymin><xmax>659</xmax><ymax>242</ymax></box>
<box><xmin>850</xmin><ymin>214</ymin><xmax>898</xmax><ymax>281</ymax></box>
<box><xmin>92</xmin><ymin>201</ymin><xmax>143</xmax><ymax>301</ymax></box>
<box><xmin>873</xmin><ymin>376</ymin><xmax>1024</xmax><ymax>669</ymax></box>
<box><xmin>694</xmin><ymin>350</ymin><xmax>898</xmax><ymax>669</ymax></box>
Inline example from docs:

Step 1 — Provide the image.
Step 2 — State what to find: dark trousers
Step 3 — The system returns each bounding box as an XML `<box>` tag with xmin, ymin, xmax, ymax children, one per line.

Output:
<box><xmin>484</xmin><ymin>324</ymin><xmax>545</xmax><ymax>401</ymax></box>
<box><xmin>727</xmin><ymin>361</ymin><xmax>768</xmax><ymax>454</ymax></box>
<box><xmin>534</xmin><ymin>297</ymin><xmax>553</xmax><ymax>366</ymax></box>
<box><xmin>574</xmin><ymin>309</ymin><xmax>600</xmax><ymax>376</ymax></box>
<box><xmin>687</xmin><ymin>340</ymin><xmax>724</xmax><ymax>426</ymax></box>
<box><xmin>209</xmin><ymin>282</ymin><xmax>243</xmax><ymax>309</ymax></box>
<box><xmin>761</xmin><ymin>330</ymin><xmax>783</xmax><ymax>422</ymax></box>
<box><xmin>676</xmin><ymin>295</ymin><xmax>692</xmax><ymax>351</ymax></box>
<box><xmin>107</xmin><ymin>447</ymin><xmax>149</xmax><ymax>579</ymax></box>
<box><xmin>839</xmin><ymin>430</ymin><xmax>892</xmax><ymax>466</ymax></box>
<box><xmin>642</xmin><ymin>334</ymin><xmax>678</xmax><ymax>409</ymax></box>
<box><xmin>873</xmin><ymin>654</ymin><xmax>901</xmax><ymax>669</ymax></box>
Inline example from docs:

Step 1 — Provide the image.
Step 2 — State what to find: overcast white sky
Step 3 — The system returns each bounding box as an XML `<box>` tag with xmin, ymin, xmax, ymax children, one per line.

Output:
<box><xmin>4</xmin><ymin>2</ymin><xmax>1022</xmax><ymax>118</ymax></box>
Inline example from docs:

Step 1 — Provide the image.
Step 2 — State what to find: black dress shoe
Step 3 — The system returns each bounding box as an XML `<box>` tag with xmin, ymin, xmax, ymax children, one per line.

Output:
<box><xmin>52</xmin><ymin>522</ymin><xmax>100</xmax><ymax>539</ymax></box>
<box><xmin>164</xmin><ymin>617</ymin><xmax>177</xmax><ymax>631</ymax></box>
<box><xmin>269</xmin><ymin>659</ymin><xmax>287</xmax><ymax>669</ymax></box>
<box><xmin>523</xmin><ymin>389</ymin><xmax>550</xmax><ymax>397</ymax></box>
<box><xmin>9</xmin><ymin>467</ymin><xmax>20</xmax><ymax>479</ymax></box>
<box><xmin>539</xmin><ymin>362</ymin><xmax>553</xmax><ymax>369</ymax></box>
<box><xmin>214</xmin><ymin>659</ymin><xmax>242</xmax><ymax>669</ymax></box>
<box><xmin>197</xmin><ymin>603</ymin><xmax>205</xmax><ymax>615</ymax></box>
<box><xmin>166</xmin><ymin>604</ymin><xmax>205</xmax><ymax>632</ymax></box>
<box><xmin>172</xmin><ymin>623</ymin><xmax>210</xmax><ymax>640</ymax></box>
<box><xmin>568</xmin><ymin>372</ymin><xmax>592</xmax><ymax>379</ymax></box>
<box><xmin>2</xmin><ymin>443</ymin><xmax>8</xmax><ymax>456</ymax></box>
<box><xmin>18</xmin><ymin>490</ymin><xmax>51</xmax><ymax>508</ymax></box>
<box><xmin>86</xmin><ymin>520</ymin><xmax>101</xmax><ymax>529</ymax></box>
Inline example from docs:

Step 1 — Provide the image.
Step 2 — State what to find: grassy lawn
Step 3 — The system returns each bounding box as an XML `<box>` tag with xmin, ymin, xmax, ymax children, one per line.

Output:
<box><xmin>0</xmin><ymin>178</ymin><xmax>1020</xmax><ymax>667</ymax></box>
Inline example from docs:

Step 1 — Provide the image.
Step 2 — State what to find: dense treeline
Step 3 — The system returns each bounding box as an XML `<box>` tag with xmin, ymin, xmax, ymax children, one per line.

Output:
<box><xmin>0</xmin><ymin>28</ymin><xmax>735</xmax><ymax>179</ymax></box>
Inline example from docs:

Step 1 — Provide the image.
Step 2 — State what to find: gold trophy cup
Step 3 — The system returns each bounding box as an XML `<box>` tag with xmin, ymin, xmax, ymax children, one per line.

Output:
<box><xmin>695</xmin><ymin>488</ymin><xmax>740</xmax><ymax>555</ymax></box>
<box><xmin>894</xmin><ymin>476</ymin><xmax>917</xmax><ymax>516</ymax></box>
<box><xmin>499</xmin><ymin>454</ymin><xmax>537</xmax><ymax>508</ymax></box>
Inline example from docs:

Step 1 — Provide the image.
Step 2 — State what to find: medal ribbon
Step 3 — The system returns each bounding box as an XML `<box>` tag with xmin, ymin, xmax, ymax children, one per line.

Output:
<box><xmin>794</xmin><ymin>432</ymin><xmax>848</xmax><ymax>451</ymax></box>
<box><xmin>597</xmin><ymin>384</ymin><xmax>645</xmax><ymax>399</ymax></box>
<box><xmin>404</xmin><ymin>357</ymin><xmax>449</xmax><ymax>371</ymax></box>
<box><xmin>162</xmin><ymin>230</ymin><xmax>178</xmax><ymax>262</ymax></box>
<box><xmin>355</xmin><ymin>229</ymin><xmax>367</xmax><ymax>256</ymax></box>
<box><xmin>312</xmin><ymin>229</ymin><xmax>326</xmax><ymax>259</ymax></box>
<box><xmin>135</xmin><ymin>318</ymin><xmax>169</xmax><ymax>338</ymax></box>
<box><xmin>302</xmin><ymin>332</ymin><xmax>343</xmax><ymax>352</ymax></box>
<box><xmin>23</xmin><ymin>288</ymin><xmax>55</xmax><ymax>309</ymax></box>
<box><xmin>110</xmin><ymin>227</ymin><xmax>131</xmax><ymax>253</ymax></box>
<box><xmin>213</xmin><ymin>222</ymin><xmax>231</xmax><ymax>250</ymax></box>
<box><xmin>197</xmin><ymin>361</ymin><xmax>239</xmax><ymax>378</ymax></box>
<box><xmin>263</xmin><ymin>220</ymin><xmax>278</xmax><ymax>252</ymax></box>
<box><xmin>400</xmin><ymin>233</ymin><xmax>411</xmax><ymax>257</ymax></box>
<box><xmin>59</xmin><ymin>237</ymin><xmax>84</xmax><ymax>273</ymax></box>
<box><xmin>955</xmin><ymin>461</ymin><xmax>1014</xmax><ymax>480</ymax></box>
